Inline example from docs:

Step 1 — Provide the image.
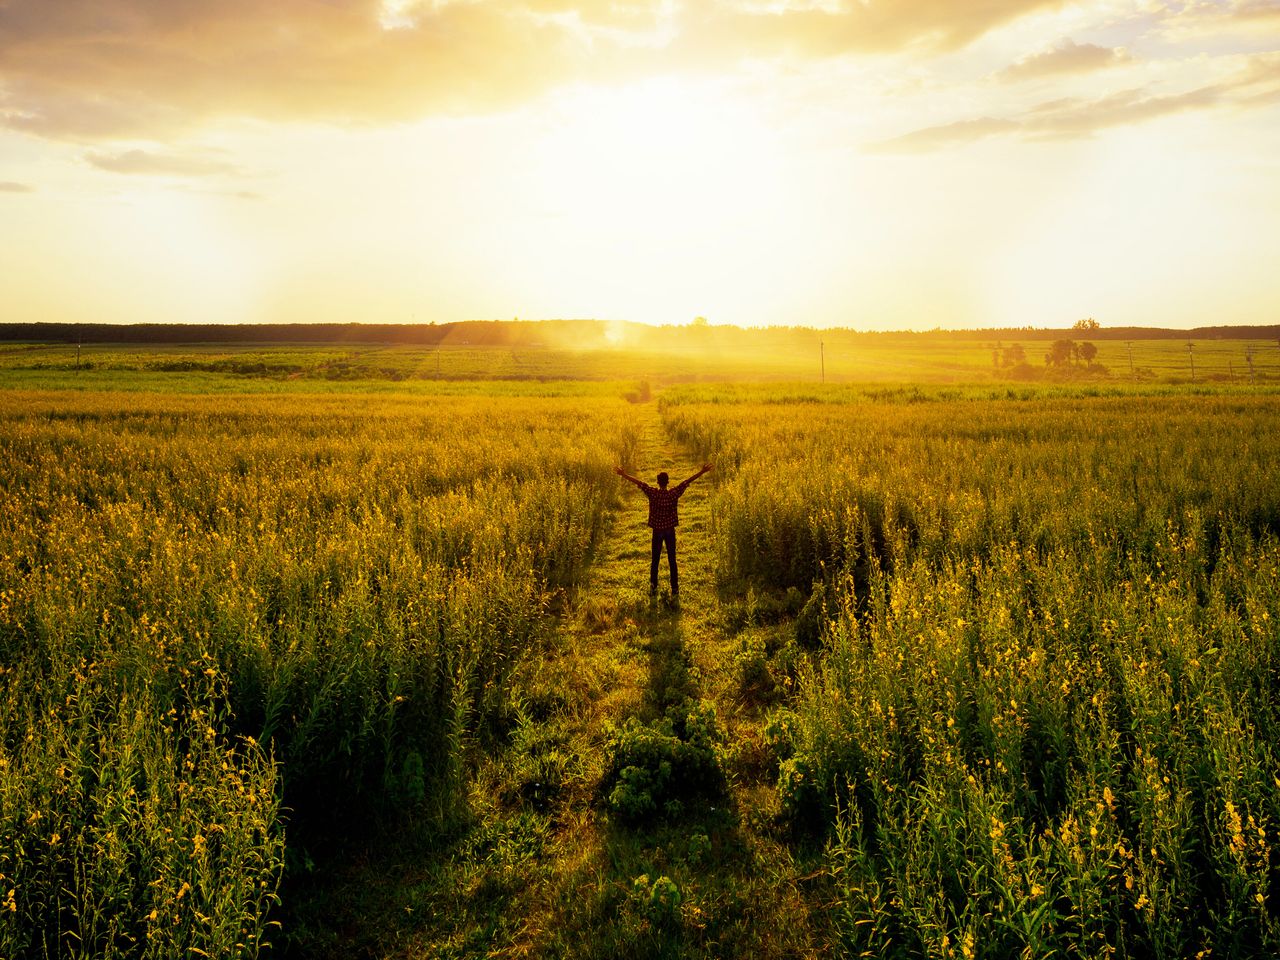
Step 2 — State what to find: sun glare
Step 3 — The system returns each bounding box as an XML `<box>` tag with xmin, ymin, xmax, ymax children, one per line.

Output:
<box><xmin>93</xmin><ymin>186</ymin><xmax>261</xmax><ymax>324</ymax></box>
<box><xmin>3</xmin><ymin>0</ymin><xmax>1273</xmax><ymax>329</ymax></box>
<box><xmin>530</xmin><ymin>77</ymin><xmax>782</xmax><ymax>231</ymax></box>
<box><xmin>493</xmin><ymin>76</ymin><xmax>801</xmax><ymax>325</ymax></box>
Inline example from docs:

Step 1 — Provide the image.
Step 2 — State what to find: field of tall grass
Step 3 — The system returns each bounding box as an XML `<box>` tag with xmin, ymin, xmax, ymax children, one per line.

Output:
<box><xmin>664</xmin><ymin>385</ymin><xmax>1280</xmax><ymax>957</ymax></box>
<box><xmin>5</xmin><ymin>354</ymin><xmax>1280</xmax><ymax>958</ymax></box>
<box><xmin>0</xmin><ymin>388</ymin><xmax>635</xmax><ymax>958</ymax></box>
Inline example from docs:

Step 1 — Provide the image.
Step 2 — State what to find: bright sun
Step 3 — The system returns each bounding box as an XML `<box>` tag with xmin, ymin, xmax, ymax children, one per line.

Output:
<box><xmin>529</xmin><ymin>76</ymin><xmax>783</xmax><ymax>233</ymax></box>
<box><xmin>501</xmin><ymin>75</ymin><xmax>795</xmax><ymax>324</ymax></box>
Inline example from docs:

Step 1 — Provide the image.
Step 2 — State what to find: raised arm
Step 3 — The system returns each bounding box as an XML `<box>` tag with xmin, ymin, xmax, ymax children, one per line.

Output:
<box><xmin>672</xmin><ymin>463</ymin><xmax>712</xmax><ymax>494</ymax></box>
<box><xmin>686</xmin><ymin>463</ymin><xmax>713</xmax><ymax>485</ymax></box>
<box><xmin>615</xmin><ymin>466</ymin><xmax>647</xmax><ymax>489</ymax></box>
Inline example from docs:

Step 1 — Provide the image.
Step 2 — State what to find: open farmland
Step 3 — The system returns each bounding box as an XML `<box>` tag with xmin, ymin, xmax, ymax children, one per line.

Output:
<box><xmin>0</xmin><ymin>386</ymin><xmax>633</xmax><ymax>958</ymax></box>
<box><xmin>665</xmin><ymin>385</ymin><xmax>1280</xmax><ymax>957</ymax></box>
<box><xmin>3</xmin><ymin>330</ymin><xmax>1279</xmax><ymax>391</ymax></box>
<box><xmin>2</xmin><ymin>342</ymin><xmax>1279</xmax><ymax>959</ymax></box>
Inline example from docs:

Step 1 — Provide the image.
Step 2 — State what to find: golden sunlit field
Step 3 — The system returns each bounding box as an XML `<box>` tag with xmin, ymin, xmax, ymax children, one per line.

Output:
<box><xmin>3</xmin><ymin>337</ymin><xmax>1279</xmax><ymax>959</ymax></box>
<box><xmin>4</xmin><ymin>331</ymin><xmax>1280</xmax><ymax>390</ymax></box>
<box><xmin>5</xmin><ymin>0</ymin><xmax>1279</xmax><ymax>953</ymax></box>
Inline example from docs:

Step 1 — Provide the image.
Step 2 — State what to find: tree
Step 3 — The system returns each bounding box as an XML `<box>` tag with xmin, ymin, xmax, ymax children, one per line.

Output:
<box><xmin>1046</xmin><ymin>339</ymin><xmax>1076</xmax><ymax>367</ymax></box>
<box><xmin>1073</xmin><ymin>317</ymin><xmax>1100</xmax><ymax>331</ymax></box>
<box><xmin>1003</xmin><ymin>343</ymin><xmax>1026</xmax><ymax>367</ymax></box>
<box><xmin>1079</xmin><ymin>341</ymin><xmax>1098</xmax><ymax>365</ymax></box>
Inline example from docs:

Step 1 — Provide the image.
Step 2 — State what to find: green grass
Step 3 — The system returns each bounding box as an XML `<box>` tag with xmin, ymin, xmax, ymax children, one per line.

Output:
<box><xmin>0</xmin><ymin>386</ymin><xmax>631</xmax><ymax>957</ymax></box>
<box><xmin>4</xmin><ymin>346</ymin><xmax>1279</xmax><ymax>958</ymax></box>
<box><xmin>5</xmin><ymin>336</ymin><xmax>1279</xmax><ymax>391</ymax></box>
<box><xmin>662</xmin><ymin>384</ymin><xmax>1280</xmax><ymax>958</ymax></box>
<box><xmin>284</xmin><ymin>403</ymin><xmax>826</xmax><ymax>958</ymax></box>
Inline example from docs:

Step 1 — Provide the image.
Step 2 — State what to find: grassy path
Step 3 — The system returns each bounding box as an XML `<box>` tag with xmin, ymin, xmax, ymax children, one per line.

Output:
<box><xmin>292</xmin><ymin>401</ymin><xmax>828</xmax><ymax>958</ymax></box>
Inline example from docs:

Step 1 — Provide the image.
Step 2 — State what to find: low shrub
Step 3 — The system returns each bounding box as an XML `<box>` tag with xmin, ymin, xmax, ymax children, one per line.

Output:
<box><xmin>632</xmin><ymin>874</ymin><xmax>683</xmax><ymax>928</ymax></box>
<box><xmin>600</xmin><ymin>700</ymin><xmax>727</xmax><ymax>826</ymax></box>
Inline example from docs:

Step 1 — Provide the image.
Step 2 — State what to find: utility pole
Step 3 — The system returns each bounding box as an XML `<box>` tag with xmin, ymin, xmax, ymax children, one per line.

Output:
<box><xmin>820</xmin><ymin>340</ymin><xmax>825</xmax><ymax>384</ymax></box>
<box><xmin>1187</xmin><ymin>341</ymin><xmax>1196</xmax><ymax>383</ymax></box>
<box><xmin>1125</xmin><ymin>341</ymin><xmax>1134</xmax><ymax>378</ymax></box>
<box><xmin>1246</xmin><ymin>345</ymin><xmax>1256</xmax><ymax>384</ymax></box>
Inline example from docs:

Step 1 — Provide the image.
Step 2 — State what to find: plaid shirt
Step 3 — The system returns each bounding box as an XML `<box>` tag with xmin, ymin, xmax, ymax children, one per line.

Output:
<box><xmin>640</xmin><ymin>478</ymin><xmax>694</xmax><ymax>530</ymax></box>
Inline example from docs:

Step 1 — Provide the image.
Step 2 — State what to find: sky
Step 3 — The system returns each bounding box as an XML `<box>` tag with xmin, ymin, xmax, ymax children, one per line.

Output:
<box><xmin>1</xmin><ymin>0</ymin><xmax>1278</xmax><ymax>330</ymax></box>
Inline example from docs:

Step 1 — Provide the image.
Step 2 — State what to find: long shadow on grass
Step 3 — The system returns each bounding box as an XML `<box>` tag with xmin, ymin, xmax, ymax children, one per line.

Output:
<box><xmin>560</xmin><ymin>598</ymin><xmax>767</xmax><ymax>960</ymax></box>
<box><xmin>637</xmin><ymin>598</ymin><xmax>697</xmax><ymax>721</ymax></box>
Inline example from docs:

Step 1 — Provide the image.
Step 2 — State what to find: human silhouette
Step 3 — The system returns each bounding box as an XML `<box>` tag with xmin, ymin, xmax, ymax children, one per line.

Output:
<box><xmin>615</xmin><ymin>463</ymin><xmax>712</xmax><ymax>597</ymax></box>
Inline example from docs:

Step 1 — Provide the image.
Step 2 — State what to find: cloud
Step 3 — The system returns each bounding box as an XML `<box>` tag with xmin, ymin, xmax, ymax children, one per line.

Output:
<box><xmin>1160</xmin><ymin>0</ymin><xmax>1280</xmax><ymax>38</ymax></box>
<box><xmin>182</xmin><ymin>187</ymin><xmax>264</xmax><ymax>201</ymax></box>
<box><xmin>675</xmin><ymin>0</ymin><xmax>1063</xmax><ymax>61</ymax></box>
<box><xmin>84</xmin><ymin>148</ymin><xmax>242</xmax><ymax>177</ymax></box>
<box><xmin>873</xmin><ymin>87</ymin><xmax>1217</xmax><ymax>151</ymax></box>
<box><xmin>1235</xmin><ymin>0</ymin><xmax>1280</xmax><ymax>21</ymax></box>
<box><xmin>0</xmin><ymin>180</ymin><xmax>34</xmax><ymax>192</ymax></box>
<box><xmin>0</xmin><ymin>0</ymin><xmax>1061</xmax><ymax>141</ymax></box>
<box><xmin>1230</xmin><ymin>49</ymin><xmax>1280</xmax><ymax>102</ymax></box>
<box><xmin>997</xmin><ymin>38</ymin><xmax>1130</xmax><ymax>82</ymax></box>
<box><xmin>0</xmin><ymin>1</ymin><xmax>588</xmax><ymax>140</ymax></box>
<box><xmin>873</xmin><ymin>52</ymin><xmax>1280</xmax><ymax>151</ymax></box>
<box><xmin>868</xmin><ymin>117</ymin><xmax>1021</xmax><ymax>152</ymax></box>
<box><xmin>1025</xmin><ymin>86</ymin><xmax>1220</xmax><ymax>138</ymax></box>
<box><xmin>1150</xmin><ymin>1</ymin><xmax>1280</xmax><ymax>55</ymax></box>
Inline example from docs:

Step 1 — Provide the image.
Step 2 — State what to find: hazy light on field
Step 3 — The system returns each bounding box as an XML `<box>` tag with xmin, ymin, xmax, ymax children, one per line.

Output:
<box><xmin>0</xmin><ymin>0</ymin><xmax>1277</xmax><ymax>329</ymax></box>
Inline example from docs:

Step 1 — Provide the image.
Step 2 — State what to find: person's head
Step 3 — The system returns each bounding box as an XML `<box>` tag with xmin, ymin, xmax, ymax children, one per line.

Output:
<box><xmin>657</xmin><ymin>471</ymin><xmax>669</xmax><ymax>489</ymax></box>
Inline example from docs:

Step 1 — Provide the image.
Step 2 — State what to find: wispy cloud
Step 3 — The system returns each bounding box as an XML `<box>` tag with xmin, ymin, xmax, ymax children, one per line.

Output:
<box><xmin>0</xmin><ymin>0</ymin><xmax>1060</xmax><ymax>140</ymax></box>
<box><xmin>84</xmin><ymin>149</ymin><xmax>241</xmax><ymax>177</ymax></box>
<box><xmin>874</xmin><ymin>52</ymin><xmax>1280</xmax><ymax>151</ymax></box>
<box><xmin>867</xmin><ymin>117</ymin><xmax>1021</xmax><ymax>152</ymax></box>
<box><xmin>0</xmin><ymin>181</ymin><xmax>35</xmax><ymax>192</ymax></box>
<box><xmin>1230</xmin><ymin>48</ymin><xmax>1280</xmax><ymax>100</ymax></box>
<box><xmin>1159</xmin><ymin>0</ymin><xmax>1280</xmax><ymax>39</ymax></box>
<box><xmin>996</xmin><ymin>38</ymin><xmax>1130</xmax><ymax>82</ymax></box>
<box><xmin>675</xmin><ymin>0</ymin><xmax>1061</xmax><ymax>60</ymax></box>
<box><xmin>1027</xmin><ymin>86</ymin><xmax>1220</xmax><ymax>138</ymax></box>
<box><xmin>874</xmin><ymin>87</ymin><xmax>1217</xmax><ymax>151</ymax></box>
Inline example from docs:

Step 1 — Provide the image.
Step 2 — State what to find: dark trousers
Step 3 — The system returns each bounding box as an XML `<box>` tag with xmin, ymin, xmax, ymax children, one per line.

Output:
<box><xmin>650</xmin><ymin>528</ymin><xmax>677</xmax><ymax>593</ymax></box>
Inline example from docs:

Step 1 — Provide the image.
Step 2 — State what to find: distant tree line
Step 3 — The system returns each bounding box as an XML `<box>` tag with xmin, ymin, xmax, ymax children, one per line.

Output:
<box><xmin>0</xmin><ymin>320</ymin><xmax>590</xmax><ymax>347</ymax></box>
<box><xmin>1</xmin><ymin>320</ymin><xmax>1277</xmax><ymax>347</ymax></box>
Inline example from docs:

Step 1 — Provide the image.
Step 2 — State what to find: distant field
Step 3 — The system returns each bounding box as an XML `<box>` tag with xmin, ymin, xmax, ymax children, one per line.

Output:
<box><xmin>3</xmin><ymin>349</ymin><xmax>1278</xmax><ymax>958</ymax></box>
<box><xmin>2</xmin><ymin>334</ymin><xmax>1278</xmax><ymax>388</ymax></box>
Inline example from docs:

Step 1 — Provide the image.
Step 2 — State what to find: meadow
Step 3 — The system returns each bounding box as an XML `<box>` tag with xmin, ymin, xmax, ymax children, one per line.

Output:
<box><xmin>3</xmin><ymin>332</ymin><xmax>1278</xmax><ymax>390</ymax></box>
<box><xmin>2</xmin><ymin>338</ymin><xmax>1278</xmax><ymax>958</ymax></box>
<box><xmin>0</xmin><ymin>387</ymin><xmax>634</xmax><ymax>957</ymax></box>
<box><xmin>664</xmin><ymin>386</ymin><xmax>1280</xmax><ymax>958</ymax></box>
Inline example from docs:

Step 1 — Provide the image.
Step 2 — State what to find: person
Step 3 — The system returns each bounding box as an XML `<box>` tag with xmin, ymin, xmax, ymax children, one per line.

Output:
<box><xmin>615</xmin><ymin>463</ymin><xmax>712</xmax><ymax>597</ymax></box>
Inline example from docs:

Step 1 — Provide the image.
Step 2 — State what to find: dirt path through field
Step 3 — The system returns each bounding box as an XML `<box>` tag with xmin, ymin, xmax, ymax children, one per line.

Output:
<box><xmin>480</xmin><ymin>400</ymin><xmax>823</xmax><ymax>959</ymax></box>
<box><xmin>299</xmin><ymin>400</ymin><xmax>826</xmax><ymax>958</ymax></box>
